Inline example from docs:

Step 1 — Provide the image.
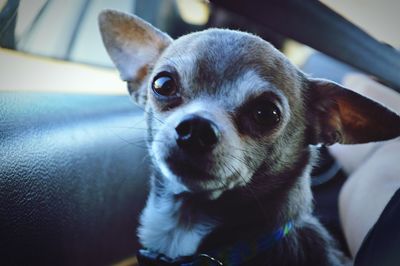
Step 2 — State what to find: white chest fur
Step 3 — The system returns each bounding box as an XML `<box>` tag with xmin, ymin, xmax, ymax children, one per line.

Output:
<box><xmin>138</xmin><ymin>194</ymin><xmax>217</xmax><ymax>259</ymax></box>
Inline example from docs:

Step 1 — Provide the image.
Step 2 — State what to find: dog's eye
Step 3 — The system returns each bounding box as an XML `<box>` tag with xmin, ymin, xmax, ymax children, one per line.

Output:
<box><xmin>152</xmin><ymin>73</ymin><xmax>177</xmax><ymax>97</ymax></box>
<box><xmin>252</xmin><ymin>102</ymin><xmax>281</xmax><ymax>127</ymax></box>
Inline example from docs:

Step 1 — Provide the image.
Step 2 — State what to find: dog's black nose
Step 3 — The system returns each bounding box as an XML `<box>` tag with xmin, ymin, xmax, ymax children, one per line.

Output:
<box><xmin>175</xmin><ymin>115</ymin><xmax>220</xmax><ymax>152</ymax></box>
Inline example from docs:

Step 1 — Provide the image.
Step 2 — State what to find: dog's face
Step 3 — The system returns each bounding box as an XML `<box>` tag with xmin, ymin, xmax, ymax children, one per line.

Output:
<box><xmin>99</xmin><ymin>10</ymin><xmax>400</xmax><ymax>199</ymax></box>
<box><xmin>146</xmin><ymin>29</ymin><xmax>306</xmax><ymax>198</ymax></box>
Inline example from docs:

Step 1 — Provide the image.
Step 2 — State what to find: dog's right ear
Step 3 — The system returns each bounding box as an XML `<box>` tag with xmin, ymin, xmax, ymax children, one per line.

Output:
<box><xmin>98</xmin><ymin>9</ymin><xmax>172</xmax><ymax>106</ymax></box>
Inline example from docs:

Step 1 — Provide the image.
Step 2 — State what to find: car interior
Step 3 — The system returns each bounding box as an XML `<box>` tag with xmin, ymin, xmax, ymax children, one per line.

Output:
<box><xmin>1</xmin><ymin>0</ymin><xmax>399</xmax><ymax>265</ymax></box>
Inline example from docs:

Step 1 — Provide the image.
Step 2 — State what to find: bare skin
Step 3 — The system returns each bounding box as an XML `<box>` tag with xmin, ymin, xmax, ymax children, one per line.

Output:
<box><xmin>330</xmin><ymin>74</ymin><xmax>400</xmax><ymax>257</ymax></box>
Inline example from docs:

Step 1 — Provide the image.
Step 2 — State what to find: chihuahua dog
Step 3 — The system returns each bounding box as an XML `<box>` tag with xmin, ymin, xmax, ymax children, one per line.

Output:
<box><xmin>99</xmin><ymin>10</ymin><xmax>400</xmax><ymax>266</ymax></box>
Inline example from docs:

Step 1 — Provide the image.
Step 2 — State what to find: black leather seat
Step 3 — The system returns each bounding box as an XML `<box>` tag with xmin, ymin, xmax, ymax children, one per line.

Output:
<box><xmin>0</xmin><ymin>92</ymin><xmax>149</xmax><ymax>265</ymax></box>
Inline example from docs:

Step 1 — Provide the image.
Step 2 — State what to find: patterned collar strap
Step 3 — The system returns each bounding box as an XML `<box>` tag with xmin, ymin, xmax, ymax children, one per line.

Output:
<box><xmin>137</xmin><ymin>221</ymin><xmax>294</xmax><ymax>266</ymax></box>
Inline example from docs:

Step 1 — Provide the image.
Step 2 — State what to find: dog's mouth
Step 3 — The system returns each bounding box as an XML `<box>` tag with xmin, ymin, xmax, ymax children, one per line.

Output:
<box><xmin>161</xmin><ymin>149</ymin><xmax>236</xmax><ymax>196</ymax></box>
<box><xmin>165</xmin><ymin>152</ymin><xmax>215</xmax><ymax>182</ymax></box>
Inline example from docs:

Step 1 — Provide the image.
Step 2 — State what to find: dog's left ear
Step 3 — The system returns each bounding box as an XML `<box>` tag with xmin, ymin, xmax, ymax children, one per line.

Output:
<box><xmin>307</xmin><ymin>78</ymin><xmax>400</xmax><ymax>145</ymax></box>
<box><xmin>98</xmin><ymin>9</ymin><xmax>172</xmax><ymax>105</ymax></box>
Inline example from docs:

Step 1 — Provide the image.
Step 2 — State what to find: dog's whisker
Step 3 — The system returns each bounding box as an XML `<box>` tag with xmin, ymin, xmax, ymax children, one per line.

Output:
<box><xmin>225</xmin><ymin>144</ymin><xmax>267</xmax><ymax>159</ymax></box>
<box><xmin>109</xmin><ymin>126</ymin><xmax>151</xmax><ymax>131</ymax></box>
<box><xmin>224</xmin><ymin>153</ymin><xmax>259</xmax><ymax>174</ymax></box>
<box><xmin>132</xmin><ymin>103</ymin><xmax>167</xmax><ymax>126</ymax></box>
<box><xmin>223</xmin><ymin>154</ymin><xmax>266</xmax><ymax>196</ymax></box>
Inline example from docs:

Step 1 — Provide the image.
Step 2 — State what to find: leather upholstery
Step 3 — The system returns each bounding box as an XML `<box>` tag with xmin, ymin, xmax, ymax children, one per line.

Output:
<box><xmin>0</xmin><ymin>92</ymin><xmax>150</xmax><ymax>265</ymax></box>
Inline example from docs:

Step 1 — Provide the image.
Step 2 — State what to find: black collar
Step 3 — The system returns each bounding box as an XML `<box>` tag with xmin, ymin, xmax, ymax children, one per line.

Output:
<box><xmin>137</xmin><ymin>221</ymin><xmax>293</xmax><ymax>266</ymax></box>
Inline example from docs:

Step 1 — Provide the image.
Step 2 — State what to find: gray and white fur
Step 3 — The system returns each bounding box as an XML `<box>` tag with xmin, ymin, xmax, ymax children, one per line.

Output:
<box><xmin>99</xmin><ymin>9</ymin><xmax>400</xmax><ymax>266</ymax></box>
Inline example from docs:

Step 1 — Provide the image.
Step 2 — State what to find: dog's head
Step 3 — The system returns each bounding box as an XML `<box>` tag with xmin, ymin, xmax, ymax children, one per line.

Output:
<box><xmin>99</xmin><ymin>10</ymin><xmax>400</xmax><ymax>199</ymax></box>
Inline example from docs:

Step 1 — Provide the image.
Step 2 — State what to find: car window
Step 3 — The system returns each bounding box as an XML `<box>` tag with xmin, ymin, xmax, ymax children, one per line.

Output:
<box><xmin>2</xmin><ymin>0</ymin><xmax>209</xmax><ymax>67</ymax></box>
